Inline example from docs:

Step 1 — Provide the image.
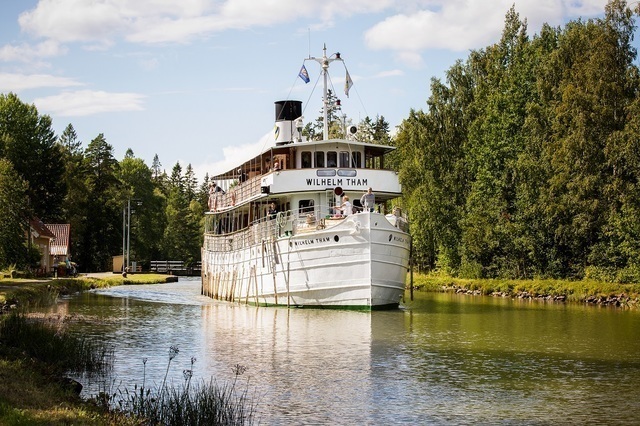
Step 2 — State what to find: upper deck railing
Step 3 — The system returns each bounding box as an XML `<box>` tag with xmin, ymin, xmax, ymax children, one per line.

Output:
<box><xmin>203</xmin><ymin>203</ymin><xmax>408</xmax><ymax>253</ymax></box>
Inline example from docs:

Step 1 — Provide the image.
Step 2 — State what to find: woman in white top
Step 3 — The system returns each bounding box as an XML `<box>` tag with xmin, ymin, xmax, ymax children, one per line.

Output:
<box><xmin>334</xmin><ymin>195</ymin><xmax>352</xmax><ymax>216</ymax></box>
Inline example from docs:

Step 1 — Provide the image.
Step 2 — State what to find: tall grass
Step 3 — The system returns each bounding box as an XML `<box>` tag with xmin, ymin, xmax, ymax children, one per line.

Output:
<box><xmin>0</xmin><ymin>312</ymin><xmax>114</xmax><ymax>375</ymax></box>
<box><xmin>98</xmin><ymin>348</ymin><xmax>257</xmax><ymax>425</ymax></box>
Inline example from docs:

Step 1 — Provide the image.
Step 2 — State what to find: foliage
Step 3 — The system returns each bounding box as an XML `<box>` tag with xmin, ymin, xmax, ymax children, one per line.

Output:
<box><xmin>163</xmin><ymin>163</ymin><xmax>203</xmax><ymax>264</ymax></box>
<box><xmin>106</xmin><ymin>349</ymin><xmax>256</xmax><ymax>426</ymax></box>
<box><xmin>0</xmin><ymin>159</ymin><xmax>30</xmax><ymax>269</ymax></box>
<box><xmin>79</xmin><ymin>134</ymin><xmax>122</xmax><ymax>272</ymax></box>
<box><xmin>0</xmin><ymin>93</ymin><xmax>65</xmax><ymax>221</ymax></box>
<box><xmin>397</xmin><ymin>0</ymin><xmax>640</xmax><ymax>281</ymax></box>
<box><xmin>411</xmin><ymin>272</ymin><xmax>640</xmax><ymax>304</ymax></box>
<box><xmin>0</xmin><ymin>312</ymin><xmax>114</xmax><ymax>375</ymax></box>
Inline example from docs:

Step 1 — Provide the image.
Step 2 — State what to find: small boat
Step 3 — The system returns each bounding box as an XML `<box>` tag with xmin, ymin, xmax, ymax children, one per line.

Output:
<box><xmin>201</xmin><ymin>45</ymin><xmax>410</xmax><ymax>309</ymax></box>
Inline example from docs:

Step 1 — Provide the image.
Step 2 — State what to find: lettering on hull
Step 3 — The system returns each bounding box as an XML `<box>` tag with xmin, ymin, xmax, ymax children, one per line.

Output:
<box><xmin>306</xmin><ymin>178</ymin><xmax>368</xmax><ymax>186</ymax></box>
<box><xmin>293</xmin><ymin>236</ymin><xmax>331</xmax><ymax>247</ymax></box>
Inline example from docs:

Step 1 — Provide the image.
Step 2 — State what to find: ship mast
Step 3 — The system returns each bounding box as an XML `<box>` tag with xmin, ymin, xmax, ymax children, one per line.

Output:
<box><xmin>308</xmin><ymin>44</ymin><xmax>343</xmax><ymax>140</ymax></box>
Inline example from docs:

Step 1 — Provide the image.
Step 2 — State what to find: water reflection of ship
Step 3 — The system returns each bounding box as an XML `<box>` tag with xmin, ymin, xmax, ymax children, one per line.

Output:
<box><xmin>200</xmin><ymin>303</ymin><xmax>406</xmax><ymax>422</ymax></box>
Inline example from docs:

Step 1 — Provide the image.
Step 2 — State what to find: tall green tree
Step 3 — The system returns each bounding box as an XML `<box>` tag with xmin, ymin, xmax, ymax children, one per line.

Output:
<box><xmin>0</xmin><ymin>159</ymin><xmax>30</xmax><ymax>268</ymax></box>
<box><xmin>163</xmin><ymin>163</ymin><xmax>202</xmax><ymax>263</ymax></box>
<box><xmin>80</xmin><ymin>134</ymin><xmax>121</xmax><ymax>271</ymax></box>
<box><xmin>396</xmin><ymin>0</ymin><xmax>640</xmax><ymax>280</ymax></box>
<box><xmin>118</xmin><ymin>153</ymin><xmax>166</xmax><ymax>266</ymax></box>
<box><xmin>57</xmin><ymin>124</ymin><xmax>89</xmax><ymax>266</ymax></box>
<box><xmin>0</xmin><ymin>93</ymin><xmax>65</xmax><ymax>220</ymax></box>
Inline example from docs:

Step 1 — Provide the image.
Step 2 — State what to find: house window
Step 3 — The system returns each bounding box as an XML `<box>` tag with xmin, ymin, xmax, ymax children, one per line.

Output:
<box><xmin>327</xmin><ymin>151</ymin><xmax>337</xmax><ymax>167</ymax></box>
<box><xmin>301</xmin><ymin>151</ymin><xmax>312</xmax><ymax>168</ymax></box>
<box><xmin>315</xmin><ymin>151</ymin><xmax>325</xmax><ymax>168</ymax></box>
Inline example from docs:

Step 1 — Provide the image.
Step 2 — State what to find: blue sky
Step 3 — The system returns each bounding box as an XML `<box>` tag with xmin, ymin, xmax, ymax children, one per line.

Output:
<box><xmin>0</xmin><ymin>0</ymin><xmax>623</xmax><ymax>182</ymax></box>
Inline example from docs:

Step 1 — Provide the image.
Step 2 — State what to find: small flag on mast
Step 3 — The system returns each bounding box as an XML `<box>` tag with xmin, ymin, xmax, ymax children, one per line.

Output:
<box><xmin>298</xmin><ymin>64</ymin><xmax>310</xmax><ymax>83</ymax></box>
<box><xmin>344</xmin><ymin>70</ymin><xmax>353</xmax><ymax>97</ymax></box>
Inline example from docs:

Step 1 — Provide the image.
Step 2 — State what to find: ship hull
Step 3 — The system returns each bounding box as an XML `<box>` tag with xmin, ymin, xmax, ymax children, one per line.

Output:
<box><xmin>201</xmin><ymin>212</ymin><xmax>409</xmax><ymax>309</ymax></box>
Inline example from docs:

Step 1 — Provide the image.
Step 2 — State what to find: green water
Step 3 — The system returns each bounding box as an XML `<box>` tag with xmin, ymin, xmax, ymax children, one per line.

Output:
<box><xmin>49</xmin><ymin>280</ymin><xmax>640</xmax><ymax>424</ymax></box>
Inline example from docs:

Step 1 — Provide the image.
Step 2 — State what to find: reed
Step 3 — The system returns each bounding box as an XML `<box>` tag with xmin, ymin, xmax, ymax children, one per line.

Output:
<box><xmin>97</xmin><ymin>348</ymin><xmax>257</xmax><ymax>425</ymax></box>
<box><xmin>0</xmin><ymin>312</ymin><xmax>114</xmax><ymax>375</ymax></box>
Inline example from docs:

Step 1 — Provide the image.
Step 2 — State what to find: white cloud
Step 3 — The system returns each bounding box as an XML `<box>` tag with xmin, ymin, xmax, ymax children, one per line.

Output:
<box><xmin>0</xmin><ymin>73</ymin><xmax>83</xmax><ymax>92</ymax></box>
<box><xmin>17</xmin><ymin>0</ymin><xmax>393</xmax><ymax>45</ymax></box>
<box><xmin>193</xmin><ymin>130</ymin><xmax>276</xmax><ymax>180</ymax></box>
<box><xmin>0</xmin><ymin>40</ymin><xmax>67</xmax><ymax>64</ymax></box>
<box><xmin>10</xmin><ymin>0</ymin><xmax>612</xmax><ymax>71</ymax></box>
<box><xmin>33</xmin><ymin>90</ymin><xmax>146</xmax><ymax>116</ymax></box>
<box><xmin>364</xmin><ymin>0</ymin><xmax>610</xmax><ymax>62</ymax></box>
<box><xmin>372</xmin><ymin>69</ymin><xmax>404</xmax><ymax>79</ymax></box>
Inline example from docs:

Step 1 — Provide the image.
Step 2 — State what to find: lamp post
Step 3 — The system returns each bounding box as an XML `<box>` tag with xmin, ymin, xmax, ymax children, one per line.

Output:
<box><xmin>122</xmin><ymin>198</ymin><xmax>142</xmax><ymax>275</ymax></box>
<box><xmin>127</xmin><ymin>198</ymin><xmax>131</xmax><ymax>271</ymax></box>
<box><xmin>122</xmin><ymin>199</ymin><xmax>128</xmax><ymax>276</ymax></box>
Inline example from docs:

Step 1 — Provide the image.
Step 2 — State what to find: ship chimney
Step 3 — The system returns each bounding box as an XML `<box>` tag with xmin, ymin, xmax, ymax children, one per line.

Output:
<box><xmin>274</xmin><ymin>100</ymin><xmax>303</xmax><ymax>145</ymax></box>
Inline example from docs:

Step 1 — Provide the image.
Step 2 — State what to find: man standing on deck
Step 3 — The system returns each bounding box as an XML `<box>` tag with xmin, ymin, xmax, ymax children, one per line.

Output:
<box><xmin>360</xmin><ymin>187</ymin><xmax>375</xmax><ymax>212</ymax></box>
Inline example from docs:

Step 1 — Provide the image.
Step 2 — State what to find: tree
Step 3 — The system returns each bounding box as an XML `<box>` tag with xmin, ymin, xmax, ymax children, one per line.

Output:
<box><xmin>57</xmin><ymin>123</ymin><xmax>89</xmax><ymax>268</ymax></box>
<box><xmin>0</xmin><ymin>159</ymin><xmax>30</xmax><ymax>268</ymax></box>
<box><xmin>184</xmin><ymin>164</ymin><xmax>198</xmax><ymax>203</ymax></box>
<box><xmin>118</xmin><ymin>154</ymin><xmax>166</xmax><ymax>266</ymax></box>
<box><xmin>0</xmin><ymin>93</ymin><xmax>65</xmax><ymax>221</ymax></box>
<box><xmin>395</xmin><ymin>0</ymin><xmax>640</xmax><ymax>280</ymax></box>
<box><xmin>163</xmin><ymin>163</ymin><xmax>202</xmax><ymax>263</ymax></box>
<box><xmin>304</xmin><ymin>90</ymin><xmax>345</xmax><ymax>140</ymax></box>
<box><xmin>58</xmin><ymin>123</ymin><xmax>82</xmax><ymax>155</ymax></box>
<box><xmin>80</xmin><ymin>134</ymin><xmax>121</xmax><ymax>271</ymax></box>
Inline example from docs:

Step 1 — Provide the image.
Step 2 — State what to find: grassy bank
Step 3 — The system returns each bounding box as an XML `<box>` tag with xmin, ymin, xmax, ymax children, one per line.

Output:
<box><xmin>0</xmin><ymin>312</ymin><xmax>140</xmax><ymax>425</ymax></box>
<box><xmin>0</xmin><ymin>273</ymin><xmax>256</xmax><ymax>425</ymax></box>
<box><xmin>0</xmin><ymin>273</ymin><xmax>176</xmax><ymax>311</ymax></box>
<box><xmin>0</xmin><ymin>313</ymin><xmax>255</xmax><ymax>425</ymax></box>
<box><xmin>0</xmin><ymin>273</ymin><xmax>175</xmax><ymax>424</ymax></box>
<box><xmin>410</xmin><ymin>273</ymin><xmax>640</xmax><ymax>308</ymax></box>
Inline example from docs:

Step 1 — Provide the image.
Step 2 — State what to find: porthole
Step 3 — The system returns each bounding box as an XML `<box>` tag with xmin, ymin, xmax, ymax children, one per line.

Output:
<box><xmin>334</xmin><ymin>235</ymin><xmax>340</xmax><ymax>242</ymax></box>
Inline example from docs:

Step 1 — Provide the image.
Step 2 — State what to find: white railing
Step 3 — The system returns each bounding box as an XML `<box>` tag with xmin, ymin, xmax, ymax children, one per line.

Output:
<box><xmin>203</xmin><ymin>204</ymin><xmax>409</xmax><ymax>253</ymax></box>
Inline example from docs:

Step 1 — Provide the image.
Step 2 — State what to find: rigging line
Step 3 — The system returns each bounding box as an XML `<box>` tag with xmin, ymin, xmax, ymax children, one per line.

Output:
<box><xmin>340</xmin><ymin>60</ymin><xmax>369</xmax><ymax>128</ymax></box>
<box><xmin>300</xmin><ymin>62</ymin><xmax>322</xmax><ymax>120</ymax></box>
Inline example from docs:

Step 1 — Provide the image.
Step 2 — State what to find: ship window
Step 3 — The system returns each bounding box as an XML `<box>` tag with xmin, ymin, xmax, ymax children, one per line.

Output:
<box><xmin>317</xmin><ymin>169</ymin><xmax>336</xmax><ymax>177</ymax></box>
<box><xmin>327</xmin><ymin>151</ymin><xmax>337</xmax><ymax>167</ymax></box>
<box><xmin>339</xmin><ymin>151</ymin><xmax>350</xmax><ymax>167</ymax></box>
<box><xmin>315</xmin><ymin>151</ymin><xmax>325</xmax><ymax>168</ymax></box>
<box><xmin>301</xmin><ymin>152</ymin><xmax>312</xmax><ymax>168</ymax></box>
<box><xmin>299</xmin><ymin>199</ymin><xmax>315</xmax><ymax>214</ymax></box>
<box><xmin>351</xmin><ymin>152</ymin><xmax>362</xmax><ymax>168</ymax></box>
<box><xmin>337</xmin><ymin>169</ymin><xmax>357</xmax><ymax>177</ymax></box>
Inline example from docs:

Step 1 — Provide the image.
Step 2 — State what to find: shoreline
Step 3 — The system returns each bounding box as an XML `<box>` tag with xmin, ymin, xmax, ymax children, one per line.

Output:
<box><xmin>0</xmin><ymin>273</ymin><xmax>178</xmax><ymax>312</ymax></box>
<box><xmin>410</xmin><ymin>274</ymin><xmax>640</xmax><ymax>309</ymax></box>
<box><xmin>0</xmin><ymin>273</ymin><xmax>178</xmax><ymax>425</ymax></box>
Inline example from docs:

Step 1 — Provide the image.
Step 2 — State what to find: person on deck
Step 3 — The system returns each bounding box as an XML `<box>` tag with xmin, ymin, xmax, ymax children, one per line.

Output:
<box><xmin>268</xmin><ymin>203</ymin><xmax>278</xmax><ymax>219</ymax></box>
<box><xmin>334</xmin><ymin>195</ymin><xmax>352</xmax><ymax>217</ymax></box>
<box><xmin>208</xmin><ymin>181</ymin><xmax>225</xmax><ymax>211</ymax></box>
<box><xmin>360</xmin><ymin>187</ymin><xmax>375</xmax><ymax>212</ymax></box>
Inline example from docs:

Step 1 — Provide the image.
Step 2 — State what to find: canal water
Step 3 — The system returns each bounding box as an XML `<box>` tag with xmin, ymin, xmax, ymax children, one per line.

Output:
<box><xmin>46</xmin><ymin>278</ymin><xmax>640</xmax><ymax>425</ymax></box>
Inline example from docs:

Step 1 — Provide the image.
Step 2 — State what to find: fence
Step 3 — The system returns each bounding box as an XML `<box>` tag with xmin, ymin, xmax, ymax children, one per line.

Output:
<box><xmin>150</xmin><ymin>260</ymin><xmax>202</xmax><ymax>275</ymax></box>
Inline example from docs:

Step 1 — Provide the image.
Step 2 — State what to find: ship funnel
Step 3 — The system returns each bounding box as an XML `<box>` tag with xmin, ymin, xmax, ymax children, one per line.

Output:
<box><xmin>274</xmin><ymin>100</ymin><xmax>303</xmax><ymax>145</ymax></box>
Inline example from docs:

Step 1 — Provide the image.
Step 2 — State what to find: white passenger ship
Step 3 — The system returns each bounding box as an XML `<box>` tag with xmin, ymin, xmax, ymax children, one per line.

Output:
<box><xmin>201</xmin><ymin>46</ymin><xmax>410</xmax><ymax>309</ymax></box>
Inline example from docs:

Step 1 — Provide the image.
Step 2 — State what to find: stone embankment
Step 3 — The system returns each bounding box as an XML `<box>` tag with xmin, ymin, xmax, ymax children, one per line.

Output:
<box><xmin>447</xmin><ymin>286</ymin><xmax>638</xmax><ymax>308</ymax></box>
